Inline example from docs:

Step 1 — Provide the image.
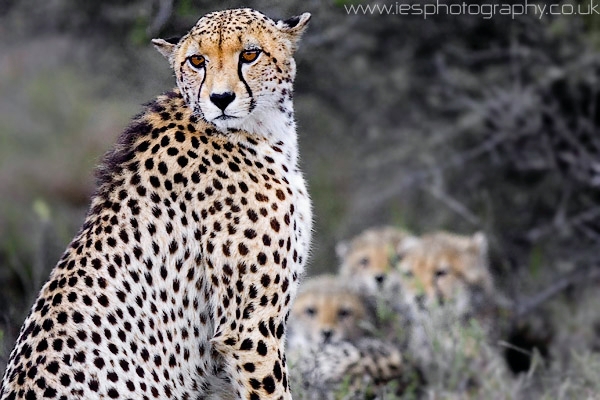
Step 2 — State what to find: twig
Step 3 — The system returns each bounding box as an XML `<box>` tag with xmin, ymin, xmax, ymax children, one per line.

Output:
<box><xmin>526</xmin><ymin>207</ymin><xmax>600</xmax><ymax>242</ymax></box>
<box><xmin>514</xmin><ymin>266</ymin><xmax>600</xmax><ymax>318</ymax></box>
<box><xmin>425</xmin><ymin>184</ymin><xmax>481</xmax><ymax>226</ymax></box>
<box><xmin>147</xmin><ymin>0</ymin><xmax>173</xmax><ymax>38</ymax></box>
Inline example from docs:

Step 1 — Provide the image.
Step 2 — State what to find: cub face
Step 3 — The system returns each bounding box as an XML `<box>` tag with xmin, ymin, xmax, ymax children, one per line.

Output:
<box><xmin>397</xmin><ymin>231</ymin><xmax>493</xmax><ymax>312</ymax></box>
<box><xmin>337</xmin><ymin>226</ymin><xmax>414</xmax><ymax>296</ymax></box>
<box><xmin>152</xmin><ymin>8</ymin><xmax>310</xmax><ymax>133</ymax></box>
<box><xmin>288</xmin><ymin>275</ymin><xmax>369</xmax><ymax>349</ymax></box>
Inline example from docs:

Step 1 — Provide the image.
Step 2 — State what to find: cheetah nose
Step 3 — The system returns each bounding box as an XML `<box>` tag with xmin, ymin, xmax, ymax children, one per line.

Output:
<box><xmin>210</xmin><ymin>92</ymin><xmax>236</xmax><ymax>111</ymax></box>
<box><xmin>321</xmin><ymin>329</ymin><xmax>333</xmax><ymax>342</ymax></box>
<box><xmin>375</xmin><ymin>274</ymin><xmax>386</xmax><ymax>285</ymax></box>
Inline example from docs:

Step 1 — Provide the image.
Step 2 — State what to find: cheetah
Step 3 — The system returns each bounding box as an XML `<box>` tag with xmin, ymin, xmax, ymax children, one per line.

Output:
<box><xmin>1</xmin><ymin>8</ymin><xmax>312</xmax><ymax>400</ymax></box>
<box><xmin>396</xmin><ymin>231</ymin><xmax>494</xmax><ymax>315</ymax></box>
<box><xmin>286</xmin><ymin>276</ymin><xmax>414</xmax><ymax>399</ymax></box>
<box><xmin>286</xmin><ymin>275</ymin><xmax>371</xmax><ymax>352</ymax></box>
<box><xmin>336</xmin><ymin>226</ymin><xmax>415</xmax><ymax>298</ymax></box>
<box><xmin>396</xmin><ymin>231</ymin><xmax>508</xmax><ymax>386</ymax></box>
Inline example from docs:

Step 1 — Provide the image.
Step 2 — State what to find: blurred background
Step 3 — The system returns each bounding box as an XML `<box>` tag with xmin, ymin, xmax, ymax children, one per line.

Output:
<box><xmin>1</xmin><ymin>0</ymin><xmax>600</xmax><ymax>389</ymax></box>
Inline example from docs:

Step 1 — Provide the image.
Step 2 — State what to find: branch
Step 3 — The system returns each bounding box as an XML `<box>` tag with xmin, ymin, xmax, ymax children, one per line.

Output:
<box><xmin>514</xmin><ymin>266</ymin><xmax>600</xmax><ymax>318</ymax></box>
<box><xmin>147</xmin><ymin>0</ymin><xmax>173</xmax><ymax>38</ymax></box>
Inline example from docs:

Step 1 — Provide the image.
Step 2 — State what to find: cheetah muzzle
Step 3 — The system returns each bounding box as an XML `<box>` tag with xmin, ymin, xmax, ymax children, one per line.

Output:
<box><xmin>0</xmin><ymin>8</ymin><xmax>312</xmax><ymax>400</ymax></box>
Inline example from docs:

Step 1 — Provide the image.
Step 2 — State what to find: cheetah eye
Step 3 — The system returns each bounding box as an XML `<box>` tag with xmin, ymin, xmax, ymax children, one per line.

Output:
<box><xmin>435</xmin><ymin>269</ymin><xmax>449</xmax><ymax>278</ymax></box>
<box><xmin>304</xmin><ymin>307</ymin><xmax>316</xmax><ymax>317</ymax></box>
<box><xmin>240</xmin><ymin>49</ymin><xmax>261</xmax><ymax>64</ymax></box>
<box><xmin>359</xmin><ymin>257</ymin><xmax>370</xmax><ymax>268</ymax></box>
<box><xmin>403</xmin><ymin>270</ymin><xmax>414</xmax><ymax>278</ymax></box>
<box><xmin>338</xmin><ymin>308</ymin><xmax>352</xmax><ymax>319</ymax></box>
<box><xmin>188</xmin><ymin>55</ymin><xmax>206</xmax><ymax>69</ymax></box>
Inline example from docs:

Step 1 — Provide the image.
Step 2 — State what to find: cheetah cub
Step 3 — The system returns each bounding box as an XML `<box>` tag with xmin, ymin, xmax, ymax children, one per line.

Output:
<box><xmin>287</xmin><ymin>274</ymin><xmax>371</xmax><ymax>351</ymax></box>
<box><xmin>1</xmin><ymin>8</ymin><xmax>312</xmax><ymax>400</ymax></box>
<box><xmin>287</xmin><ymin>275</ymin><xmax>407</xmax><ymax>399</ymax></box>
<box><xmin>397</xmin><ymin>231</ymin><xmax>494</xmax><ymax>316</ymax></box>
<box><xmin>337</xmin><ymin>226</ymin><xmax>415</xmax><ymax>298</ymax></box>
<box><xmin>396</xmin><ymin>231</ymin><xmax>507</xmax><ymax>386</ymax></box>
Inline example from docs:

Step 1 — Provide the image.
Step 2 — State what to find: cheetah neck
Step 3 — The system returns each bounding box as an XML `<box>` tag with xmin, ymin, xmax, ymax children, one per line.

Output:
<box><xmin>199</xmin><ymin>76</ymin><xmax>299</xmax><ymax>161</ymax></box>
<box><xmin>222</xmin><ymin>94</ymin><xmax>300</xmax><ymax>168</ymax></box>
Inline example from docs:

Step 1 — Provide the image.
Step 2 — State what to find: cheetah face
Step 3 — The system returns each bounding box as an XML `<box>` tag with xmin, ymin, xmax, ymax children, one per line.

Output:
<box><xmin>152</xmin><ymin>8</ymin><xmax>310</xmax><ymax>135</ymax></box>
<box><xmin>290</xmin><ymin>291</ymin><xmax>367</xmax><ymax>346</ymax></box>
<box><xmin>337</xmin><ymin>227</ymin><xmax>414</xmax><ymax>296</ymax></box>
<box><xmin>288</xmin><ymin>276</ymin><xmax>369</xmax><ymax>349</ymax></box>
<box><xmin>397</xmin><ymin>232</ymin><xmax>493</xmax><ymax>313</ymax></box>
<box><xmin>338</xmin><ymin>244</ymin><xmax>403</xmax><ymax>295</ymax></box>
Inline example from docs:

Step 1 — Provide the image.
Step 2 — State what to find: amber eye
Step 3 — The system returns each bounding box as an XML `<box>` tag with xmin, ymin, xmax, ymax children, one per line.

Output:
<box><xmin>188</xmin><ymin>55</ymin><xmax>205</xmax><ymax>69</ymax></box>
<box><xmin>240</xmin><ymin>49</ymin><xmax>261</xmax><ymax>63</ymax></box>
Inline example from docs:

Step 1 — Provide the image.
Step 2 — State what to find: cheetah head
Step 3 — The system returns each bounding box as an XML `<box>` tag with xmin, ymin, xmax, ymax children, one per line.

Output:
<box><xmin>152</xmin><ymin>8</ymin><xmax>310</xmax><ymax>135</ymax></box>
<box><xmin>288</xmin><ymin>275</ymin><xmax>369</xmax><ymax>349</ymax></box>
<box><xmin>337</xmin><ymin>226</ymin><xmax>414</xmax><ymax>296</ymax></box>
<box><xmin>397</xmin><ymin>231</ymin><xmax>494</xmax><ymax>313</ymax></box>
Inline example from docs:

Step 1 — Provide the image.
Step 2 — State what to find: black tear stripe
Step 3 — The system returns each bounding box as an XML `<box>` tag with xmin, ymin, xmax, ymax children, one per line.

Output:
<box><xmin>197</xmin><ymin>70</ymin><xmax>206</xmax><ymax>105</ymax></box>
<box><xmin>238</xmin><ymin>62</ymin><xmax>255</xmax><ymax>112</ymax></box>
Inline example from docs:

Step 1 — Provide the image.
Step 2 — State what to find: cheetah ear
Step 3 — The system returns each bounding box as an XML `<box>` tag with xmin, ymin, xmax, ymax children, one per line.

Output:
<box><xmin>151</xmin><ymin>37</ymin><xmax>179</xmax><ymax>61</ymax></box>
<box><xmin>277</xmin><ymin>12</ymin><xmax>311</xmax><ymax>50</ymax></box>
<box><xmin>335</xmin><ymin>240</ymin><xmax>350</xmax><ymax>260</ymax></box>
<box><xmin>471</xmin><ymin>231</ymin><xmax>488</xmax><ymax>256</ymax></box>
<box><xmin>397</xmin><ymin>236</ymin><xmax>420</xmax><ymax>255</ymax></box>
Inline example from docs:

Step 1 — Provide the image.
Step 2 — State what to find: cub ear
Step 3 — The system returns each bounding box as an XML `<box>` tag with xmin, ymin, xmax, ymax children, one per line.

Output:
<box><xmin>397</xmin><ymin>236</ymin><xmax>420</xmax><ymax>254</ymax></box>
<box><xmin>151</xmin><ymin>37</ymin><xmax>180</xmax><ymax>61</ymax></box>
<box><xmin>277</xmin><ymin>12</ymin><xmax>311</xmax><ymax>50</ymax></box>
<box><xmin>472</xmin><ymin>231</ymin><xmax>488</xmax><ymax>255</ymax></box>
<box><xmin>335</xmin><ymin>240</ymin><xmax>350</xmax><ymax>260</ymax></box>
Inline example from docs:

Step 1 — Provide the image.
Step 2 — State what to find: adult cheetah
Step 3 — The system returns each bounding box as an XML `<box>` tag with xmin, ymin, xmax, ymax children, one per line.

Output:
<box><xmin>1</xmin><ymin>8</ymin><xmax>312</xmax><ymax>400</ymax></box>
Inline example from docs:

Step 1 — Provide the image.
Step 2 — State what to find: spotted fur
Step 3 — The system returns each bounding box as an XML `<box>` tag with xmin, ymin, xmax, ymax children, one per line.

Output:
<box><xmin>1</xmin><ymin>8</ymin><xmax>312</xmax><ymax>400</ymax></box>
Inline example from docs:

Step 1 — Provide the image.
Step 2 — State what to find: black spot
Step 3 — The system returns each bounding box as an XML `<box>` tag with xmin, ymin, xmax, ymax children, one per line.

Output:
<box><xmin>273</xmin><ymin>361</ymin><xmax>282</xmax><ymax>381</ymax></box>
<box><xmin>247</xmin><ymin>210</ymin><xmax>258</xmax><ymax>222</ymax></box>
<box><xmin>260</xmin><ymin>274</ymin><xmax>272</xmax><ymax>288</ymax></box>
<box><xmin>89</xmin><ymin>379</ymin><xmax>99</xmax><ymax>391</ymax></box>
<box><xmin>240</xmin><ymin>338</ymin><xmax>253</xmax><ymax>350</ymax></box>
<box><xmin>150</xmin><ymin>176</ymin><xmax>160</xmax><ymax>188</ymax></box>
<box><xmin>72</xmin><ymin>312</ymin><xmax>84</xmax><ymax>323</ymax></box>
<box><xmin>262</xmin><ymin>375</ymin><xmax>276</xmax><ymax>394</ymax></box>
<box><xmin>249</xmin><ymin>378</ymin><xmax>261</xmax><ymax>390</ymax></box>
<box><xmin>177</xmin><ymin>156</ymin><xmax>188</xmax><ymax>167</ymax></box>
<box><xmin>94</xmin><ymin>357</ymin><xmax>105</xmax><ymax>369</ymax></box>
<box><xmin>257</xmin><ymin>340</ymin><xmax>268</xmax><ymax>356</ymax></box>
<box><xmin>46</xmin><ymin>362</ymin><xmax>59</xmax><ymax>375</ymax></box>
<box><xmin>238</xmin><ymin>243</ymin><xmax>249</xmax><ymax>256</ymax></box>
<box><xmin>42</xmin><ymin>319</ymin><xmax>53</xmax><ymax>331</ymax></box>
<box><xmin>257</xmin><ymin>253</ymin><xmax>267</xmax><ymax>266</ymax></box>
